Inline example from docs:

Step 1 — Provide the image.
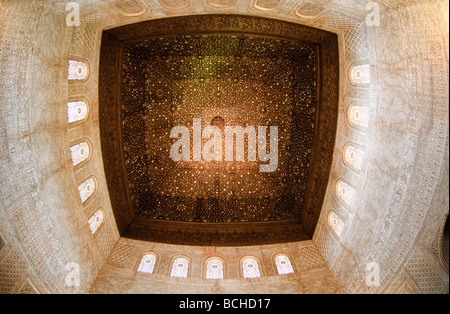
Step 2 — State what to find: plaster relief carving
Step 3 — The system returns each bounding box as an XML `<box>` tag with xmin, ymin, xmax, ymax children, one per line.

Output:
<box><xmin>158</xmin><ymin>0</ymin><xmax>191</xmax><ymax>10</ymax></box>
<box><xmin>113</xmin><ymin>0</ymin><xmax>148</xmax><ymax>16</ymax></box>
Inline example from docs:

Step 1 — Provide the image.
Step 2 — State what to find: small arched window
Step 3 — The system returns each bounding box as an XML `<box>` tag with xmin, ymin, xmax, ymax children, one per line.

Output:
<box><xmin>336</xmin><ymin>179</ymin><xmax>355</xmax><ymax>209</ymax></box>
<box><xmin>206</xmin><ymin>258</ymin><xmax>224</xmax><ymax>280</ymax></box>
<box><xmin>137</xmin><ymin>253</ymin><xmax>157</xmax><ymax>274</ymax></box>
<box><xmin>349</xmin><ymin>64</ymin><xmax>371</xmax><ymax>85</ymax></box>
<box><xmin>68</xmin><ymin>59</ymin><xmax>89</xmax><ymax>81</ymax></box>
<box><xmin>78</xmin><ymin>177</ymin><xmax>96</xmax><ymax>203</ymax></box>
<box><xmin>343</xmin><ymin>144</ymin><xmax>364</xmax><ymax>171</ymax></box>
<box><xmin>67</xmin><ymin>100</ymin><xmax>88</xmax><ymax>124</ymax></box>
<box><xmin>70</xmin><ymin>141</ymin><xmax>91</xmax><ymax>167</ymax></box>
<box><xmin>348</xmin><ymin>105</ymin><xmax>369</xmax><ymax>128</ymax></box>
<box><xmin>242</xmin><ymin>257</ymin><xmax>261</xmax><ymax>279</ymax></box>
<box><xmin>275</xmin><ymin>255</ymin><xmax>294</xmax><ymax>275</ymax></box>
<box><xmin>328</xmin><ymin>210</ymin><xmax>345</xmax><ymax>238</ymax></box>
<box><xmin>170</xmin><ymin>257</ymin><xmax>189</xmax><ymax>278</ymax></box>
<box><xmin>88</xmin><ymin>209</ymin><xmax>104</xmax><ymax>235</ymax></box>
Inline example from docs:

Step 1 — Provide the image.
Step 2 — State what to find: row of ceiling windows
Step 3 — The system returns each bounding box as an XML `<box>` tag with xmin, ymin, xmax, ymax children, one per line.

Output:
<box><xmin>137</xmin><ymin>253</ymin><xmax>295</xmax><ymax>280</ymax></box>
<box><xmin>68</xmin><ymin>59</ymin><xmax>104</xmax><ymax>237</ymax></box>
<box><xmin>328</xmin><ymin>63</ymin><xmax>372</xmax><ymax>241</ymax></box>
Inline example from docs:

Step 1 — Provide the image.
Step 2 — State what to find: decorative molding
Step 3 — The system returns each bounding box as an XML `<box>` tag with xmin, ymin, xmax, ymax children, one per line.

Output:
<box><xmin>78</xmin><ymin>176</ymin><xmax>98</xmax><ymax>205</ymax></box>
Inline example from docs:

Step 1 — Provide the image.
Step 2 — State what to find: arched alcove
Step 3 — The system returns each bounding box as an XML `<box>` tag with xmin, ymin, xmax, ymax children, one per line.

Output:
<box><xmin>88</xmin><ymin>208</ymin><xmax>105</xmax><ymax>236</ymax></box>
<box><xmin>241</xmin><ymin>257</ymin><xmax>262</xmax><ymax>279</ymax></box>
<box><xmin>136</xmin><ymin>252</ymin><xmax>158</xmax><ymax>274</ymax></box>
<box><xmin>68</xmin><ymin>58</ymin><xmax>90</xmax><ymax>82</ymax></box>
<box><xmin>205</xmin><ymin>258</ymin><xmax>225</xmax><ymax>280</ymax></box>
<box><xmin>170</xmin><ymin>256</ymin><xmax>190</xmax><ymax>278</ymax></box>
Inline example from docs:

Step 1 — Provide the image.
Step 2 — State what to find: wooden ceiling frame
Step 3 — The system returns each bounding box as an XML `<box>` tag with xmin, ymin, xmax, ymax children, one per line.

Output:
<box><xmin>99</xmin><ymin>14</ymin><xmax>339</xmax><ymax>246</ymax></box>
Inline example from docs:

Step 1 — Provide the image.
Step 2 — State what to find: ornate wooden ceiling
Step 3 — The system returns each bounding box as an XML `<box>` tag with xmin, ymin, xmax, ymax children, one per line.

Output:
<box><xmin>99</xmin><ymin>15</ymin><xmax>339</xmax><ymax>246</ymax></box>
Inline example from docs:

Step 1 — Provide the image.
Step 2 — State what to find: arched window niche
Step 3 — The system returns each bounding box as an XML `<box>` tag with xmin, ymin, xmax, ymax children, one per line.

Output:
<box><xmin>343</xmin><ymin>143</ymin><xmax>365</xmax><ymax>171</ymax></box>
<box><xmin>328</xmin><ymin>210</ymin><xmax>345</xmax><ymax>238</ymax></box>
<box><xmin>241</xmin><ymin>256</ymin><xmax>261</xmax><ymax>279</ymax></box>
<box><xmin>137</xmin><ymin>252</ymin><xmax>158</xmax><ymax>275</ymax></box>
<box><xmin>274</xmin><ymin>254</ymin><xmax>295</xmax><ymax>275</ymax></box>
<box><xmin>67</xmin><ymin>99</ymin><xmax>89</xmax><ymax>124</ymax></box>
<box><xmin>170</xmin><ymin>256</ymin><xmax>190</xmax><ymax>278</ymax></box>
<box><xmin>205</xmin><ymin>258</ymin><xmax>225</xmax><ymax>280</ymax></box>
<box><xmin>347</xmin><ymin>105</ymin><xmax>370</xmax><ymax>128</ymax></box>
<box><xmin>349</xmin><ymin>63</ymin><xmax>371</xmax><ymax>85</ymax></box>
<box><xmin>70</xmin><ymin>139</ymin><xmax>92</xmax><ymax>167</ymax></box>
<box><xmin>335</xmin><ymin>179</ymin><xmax>356</xmax><ymax>210</ymax></box>
<box><xmin>78</xmin><ymin>176</ymin><xmax>97</xmax><ymax>204</ymax></box>
<box><xmin>88</xmin><ymin>208</ymin><xmax>105</xmax><ymax>236</ymax></box>
<box><xmin>253</xmin><ymin>0</ymin><xmax>284</xmax><ymax>11</ymax></box>
<box><xmin>68</xmin><ymin>58</ymin><xmax>90</xmax><ymax>82</ymax></box>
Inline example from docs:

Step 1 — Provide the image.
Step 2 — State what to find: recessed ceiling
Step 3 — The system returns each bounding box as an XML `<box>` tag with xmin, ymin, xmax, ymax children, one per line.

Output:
<box><xmin>99</xmin><ymin>15</ymin><xmax>339</xmax><ymax>246</ymax></box>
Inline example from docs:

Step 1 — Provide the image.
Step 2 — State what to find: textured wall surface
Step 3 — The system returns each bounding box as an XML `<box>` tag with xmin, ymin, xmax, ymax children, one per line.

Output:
<box><xmin>0</xmin><ymin>0</ymin><xmax>448</xmax><ymax>294</ymax></box>
<box><xmin>0</xmin><ymin>0</ymin><xmax>119</xmax><ymax>294</ymax></box>
<box><xmin>314</xmin><ymin>1</ymin><xmax>449</xmax><ymax>294</ymax></box>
